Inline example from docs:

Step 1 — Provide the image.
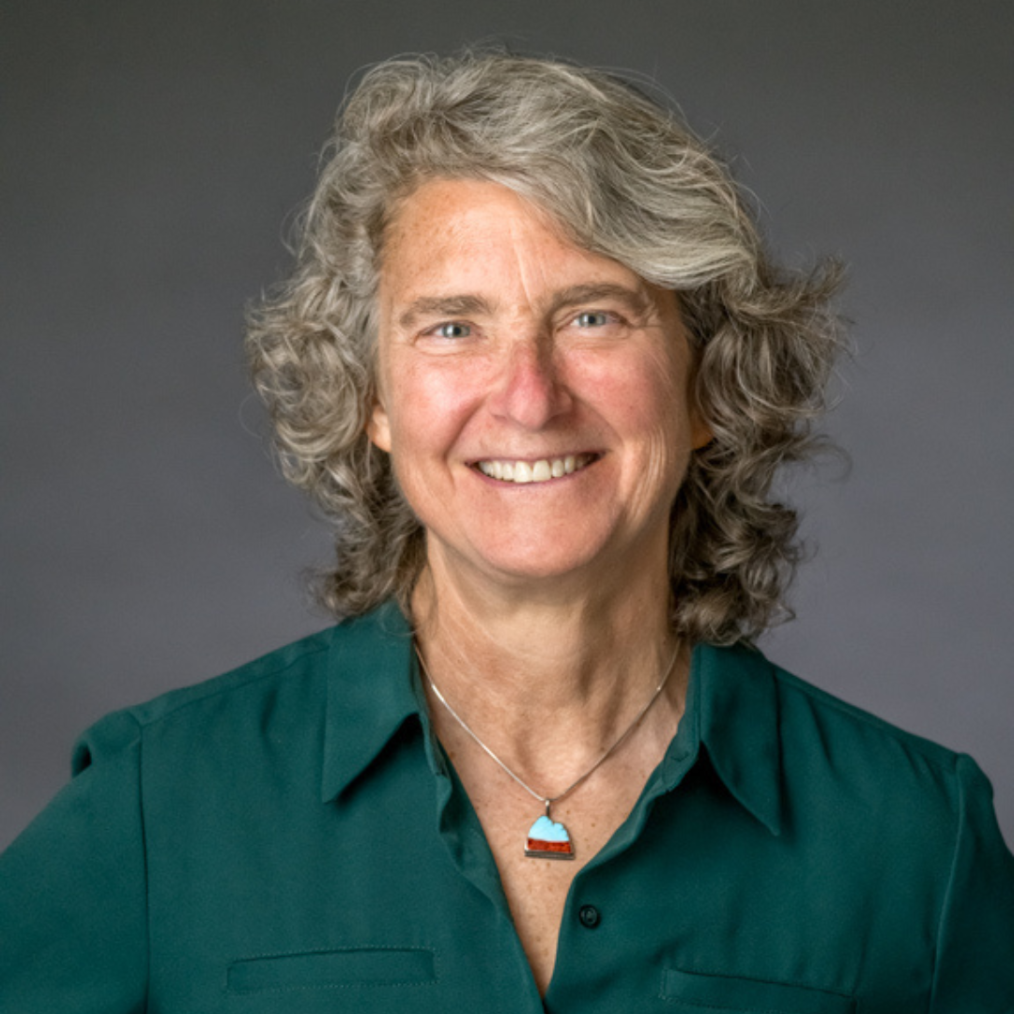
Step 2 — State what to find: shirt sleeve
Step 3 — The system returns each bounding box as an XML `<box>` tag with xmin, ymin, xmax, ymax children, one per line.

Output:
<box><xmin>930</xmin><ymin>753</ymin><xmax>1014</xmax><ymax>1012</ymax></box>
<box><xmin>0</xmin><ymin>710</ymin><xmax>149</xmax><ymax>1013</ymax></box>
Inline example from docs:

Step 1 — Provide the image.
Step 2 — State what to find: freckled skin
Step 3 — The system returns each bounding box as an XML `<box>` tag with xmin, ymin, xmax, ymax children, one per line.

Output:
<box><xmin>368</xmin><ymin>178</ymin><xmax>710</xmax><ymax>595</ymax></box>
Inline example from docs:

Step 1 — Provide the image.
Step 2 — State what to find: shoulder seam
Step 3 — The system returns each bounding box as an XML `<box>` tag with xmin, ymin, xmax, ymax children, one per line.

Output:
<box><xmin>769</xmin><ymin>665</ymin><xmax>959</xmax><ymax>769</ymax></box>
<box><xmin>128</xmin><ymin>637</ymin><xmax>332</xmax><ymax>729</ymax></box>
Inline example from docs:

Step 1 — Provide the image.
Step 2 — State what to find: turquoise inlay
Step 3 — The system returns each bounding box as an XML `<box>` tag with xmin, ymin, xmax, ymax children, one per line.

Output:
<box><xmin>527</xmin><ymin>815</ymin><xmax>569</xmax><ymax>843</ymax></box>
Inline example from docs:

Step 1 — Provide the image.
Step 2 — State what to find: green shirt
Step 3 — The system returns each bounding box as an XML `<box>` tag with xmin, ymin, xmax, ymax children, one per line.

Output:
<box><xmin>2</xmin><ymin>601</ymin><xmax>1012</xmax><ymax>1012</ymax></box>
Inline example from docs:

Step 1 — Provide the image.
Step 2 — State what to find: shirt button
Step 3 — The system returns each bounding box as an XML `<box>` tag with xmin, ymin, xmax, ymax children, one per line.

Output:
<box><xmin>578</xmin><ymin>905</ymin><xmax>601</xmax><ymax>928</ymax></box>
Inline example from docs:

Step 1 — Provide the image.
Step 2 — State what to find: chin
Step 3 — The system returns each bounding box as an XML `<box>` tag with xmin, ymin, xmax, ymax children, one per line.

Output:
<box><xmin>472</xmin><ymin>541</ymin><xmax>616</xmax><ymax>587</ymax></box>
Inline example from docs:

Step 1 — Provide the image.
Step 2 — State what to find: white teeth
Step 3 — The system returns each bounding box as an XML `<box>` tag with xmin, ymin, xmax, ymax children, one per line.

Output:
<box><xmin>475</xmin><ymin>454</ymin><xmax>593</xmax><ymax>484</ymax></box>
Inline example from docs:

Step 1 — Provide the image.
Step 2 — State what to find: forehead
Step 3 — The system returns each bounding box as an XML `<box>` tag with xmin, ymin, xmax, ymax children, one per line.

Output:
<box><xmin>379</xmin><ymin>178</ymin><xmax>645</xmax><ymax>299</ymax></box>
<box><xmin>385</xmin><ymin>177</ymin><xmax>565</xmax><ymax>245</ymax></box>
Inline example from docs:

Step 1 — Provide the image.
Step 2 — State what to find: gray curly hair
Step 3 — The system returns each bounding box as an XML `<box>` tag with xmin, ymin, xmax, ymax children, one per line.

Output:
<box><xmin>246</xmin><ymin>51</ymin><xmax>843</xmax><ymax>645</ymax></box>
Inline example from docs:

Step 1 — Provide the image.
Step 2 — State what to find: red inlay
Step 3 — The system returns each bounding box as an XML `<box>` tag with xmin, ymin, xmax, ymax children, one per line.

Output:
<box><xmin>526</xmin><ymin>838</ymin><xmax>573</xmax><ymax>853</ymax></box>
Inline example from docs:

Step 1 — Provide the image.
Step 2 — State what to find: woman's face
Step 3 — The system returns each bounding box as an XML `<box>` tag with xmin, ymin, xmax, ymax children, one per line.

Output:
<box><xmin>368</xmin><ymin>178</ymin><xmax>710</xmax><ymax>593</ymax></box>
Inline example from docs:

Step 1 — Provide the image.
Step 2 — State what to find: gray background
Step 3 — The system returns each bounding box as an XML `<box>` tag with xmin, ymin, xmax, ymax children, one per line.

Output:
<box><xmin>2</xmin><ymin>0</ymin><xmax>1011</xmax><ymax>851</ymax></box>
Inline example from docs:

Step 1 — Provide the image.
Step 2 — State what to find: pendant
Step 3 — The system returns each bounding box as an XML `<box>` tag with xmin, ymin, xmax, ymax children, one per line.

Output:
<box><xmin>525</xmin><ymin>801</ymin><xmax>575</xmax><ymax>860</ymax></box>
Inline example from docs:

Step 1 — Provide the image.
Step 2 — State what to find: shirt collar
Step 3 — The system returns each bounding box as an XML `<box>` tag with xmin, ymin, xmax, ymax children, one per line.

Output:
<box><xmin>690</xmin><ymin>641</ymin><xmax>784</xmax><ymax>836</ymax></box>
<box><xmin>321</xmin><ymin>601</ymin><xmax>423</xmax><ymax>803</ymax></box>
<box><xmin>320</xmin><ymin>603</ymin><xmax>785</xmax><ymax>837</ymax></box>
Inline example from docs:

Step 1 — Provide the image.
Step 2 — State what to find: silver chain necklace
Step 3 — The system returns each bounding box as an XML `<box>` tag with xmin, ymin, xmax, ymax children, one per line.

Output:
<box><xmin>415</xmin><ymin>643</ymin><xmax>679</xmax><ymax>861</ymax></box>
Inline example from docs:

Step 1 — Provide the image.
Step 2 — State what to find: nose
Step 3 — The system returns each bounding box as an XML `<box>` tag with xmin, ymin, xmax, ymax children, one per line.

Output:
<box><xmin>488</xmin><ymin>335</ymin><xmax>573</xmax><ymax>430</ymax></box>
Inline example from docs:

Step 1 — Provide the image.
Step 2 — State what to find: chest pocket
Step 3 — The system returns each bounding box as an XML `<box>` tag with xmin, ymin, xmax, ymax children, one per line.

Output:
<box><xmin>661</xmin><ymin>968</ymin><xmax>856</xmax><ymax>1014</ymax></box>
<box><xmin>227</xmin><ymin>947</ymin><xmax>436</xmax><ymax>993</ymax></box>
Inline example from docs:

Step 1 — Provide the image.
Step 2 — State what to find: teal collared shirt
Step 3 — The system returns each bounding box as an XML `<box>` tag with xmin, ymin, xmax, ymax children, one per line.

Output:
<box><xmin>2</xmin><ymin>601</ymin><xmax>1012</xmax><ymax>1012</ymax></box>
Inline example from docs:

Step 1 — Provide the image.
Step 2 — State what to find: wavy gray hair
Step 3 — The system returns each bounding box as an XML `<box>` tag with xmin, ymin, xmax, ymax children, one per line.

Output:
<box><xmin>246</xmin><ymin>51</ymin><xmax>843</xmax><ymax>645</ymax></box>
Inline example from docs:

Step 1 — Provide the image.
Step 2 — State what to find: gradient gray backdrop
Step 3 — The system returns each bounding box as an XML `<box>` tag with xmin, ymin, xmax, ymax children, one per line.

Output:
<box><xmin>3</xmin><ymin>0</ymin><xmax>1012</xmax><ymax>851</ymax></box>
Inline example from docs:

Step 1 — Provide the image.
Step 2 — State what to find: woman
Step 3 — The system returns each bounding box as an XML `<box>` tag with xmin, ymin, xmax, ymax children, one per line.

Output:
<box><xmin>2</xmin><ymin>52</ymin><xmax>1012</xmax><ymax>1011</ymax></box>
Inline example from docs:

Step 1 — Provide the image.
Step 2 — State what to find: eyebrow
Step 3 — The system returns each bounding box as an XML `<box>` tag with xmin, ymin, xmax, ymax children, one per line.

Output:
<box><xmin>396</xmin><ymin>295</ymin><xmax>494</xmax><ymax>331</ymax></box>
<box><xmin>547</xmin><ymin>283</ymin><xmax>653</xmax><ymax>318</ymax></box>
<box><xmin>396</xmin><ymin>283</ymin><xmax>655</xmax><ymax>331</ymax></box>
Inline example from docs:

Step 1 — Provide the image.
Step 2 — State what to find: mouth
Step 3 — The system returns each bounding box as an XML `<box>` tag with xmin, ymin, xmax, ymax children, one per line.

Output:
<box><xmin>472</xmin><ymin>453</ymin><xmax>599</xmax><ymax>484</ymax></box>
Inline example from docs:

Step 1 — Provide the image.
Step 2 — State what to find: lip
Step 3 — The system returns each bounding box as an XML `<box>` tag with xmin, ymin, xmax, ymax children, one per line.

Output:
<box><xmin>469</xmin><ymin>452</ymin><xmax>602</xmax><ymax>484</ymax></box>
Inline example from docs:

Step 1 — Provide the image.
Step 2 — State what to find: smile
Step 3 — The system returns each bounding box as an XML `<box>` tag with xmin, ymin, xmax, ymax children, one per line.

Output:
<box><xmin>474</xmin><ymin>454</ymin><xmax>597</xmax><ymax>484</ymax></box>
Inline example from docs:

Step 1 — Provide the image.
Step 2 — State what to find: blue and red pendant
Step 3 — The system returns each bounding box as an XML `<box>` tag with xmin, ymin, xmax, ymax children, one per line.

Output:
<box><xmin>525</xmin><ymin>804</ymin><xmax>575</xmax><ymax>860</ymax></box>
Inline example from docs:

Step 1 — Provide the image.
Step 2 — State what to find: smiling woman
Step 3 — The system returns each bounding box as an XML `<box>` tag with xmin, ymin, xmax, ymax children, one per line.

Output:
<box><xmin>2</xmin><ymin>50</ymin><xmax>1012</xmax><ymax>1013</ymax></box>
<box><xmin>246</xmin><ymin>56</ymin><xmax>841</xmax><ymax>645</ymax></box>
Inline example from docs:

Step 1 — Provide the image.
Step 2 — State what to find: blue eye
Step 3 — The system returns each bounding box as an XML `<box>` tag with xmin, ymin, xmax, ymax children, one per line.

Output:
<box><xmin>435</xmin><ymin>322</ymin><xmax>471</xmax><ymax>338</ymax></box>
<box><xmin>575</xmin><ymin>311</ymin><xmax>610</xmax><ymax>327</ymax></box>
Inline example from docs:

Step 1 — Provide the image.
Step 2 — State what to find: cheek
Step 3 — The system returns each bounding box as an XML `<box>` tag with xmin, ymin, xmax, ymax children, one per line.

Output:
<box><xmin>381</xmin><ymin>357</ymin><xmax>491</xmax><ymax>460</ymax></box>
<box><xmin>580</xmin><ymin>351</ymin><xmax>689</xmax><ymax>443</ymax></box>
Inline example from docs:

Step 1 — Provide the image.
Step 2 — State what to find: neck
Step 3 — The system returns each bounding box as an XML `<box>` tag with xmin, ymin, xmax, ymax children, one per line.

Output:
<box><xmin>411</xmin><ymin>542</ymin><xmax>687</xmax><ymax>789</ymax></box>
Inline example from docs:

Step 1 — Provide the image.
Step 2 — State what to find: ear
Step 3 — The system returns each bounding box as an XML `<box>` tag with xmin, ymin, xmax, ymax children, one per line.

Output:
<box><xmin>690</xmin><ymin>413</ymin><xmax>713</xmax><ymax>451</ymax></box>
<box><xmin>686</xmin><ymin>373</ymin><xmax>713</xmax><ymax>450</ymax></box>
<box><xmin>670</xmin><ymin>294</ymin><xmax>713</xmax><ymax>452</ymax></box>
<box><xmin>366</xmin><ymin>396</ymin><xmax>392</xmax><ymax>452</ymax></box>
